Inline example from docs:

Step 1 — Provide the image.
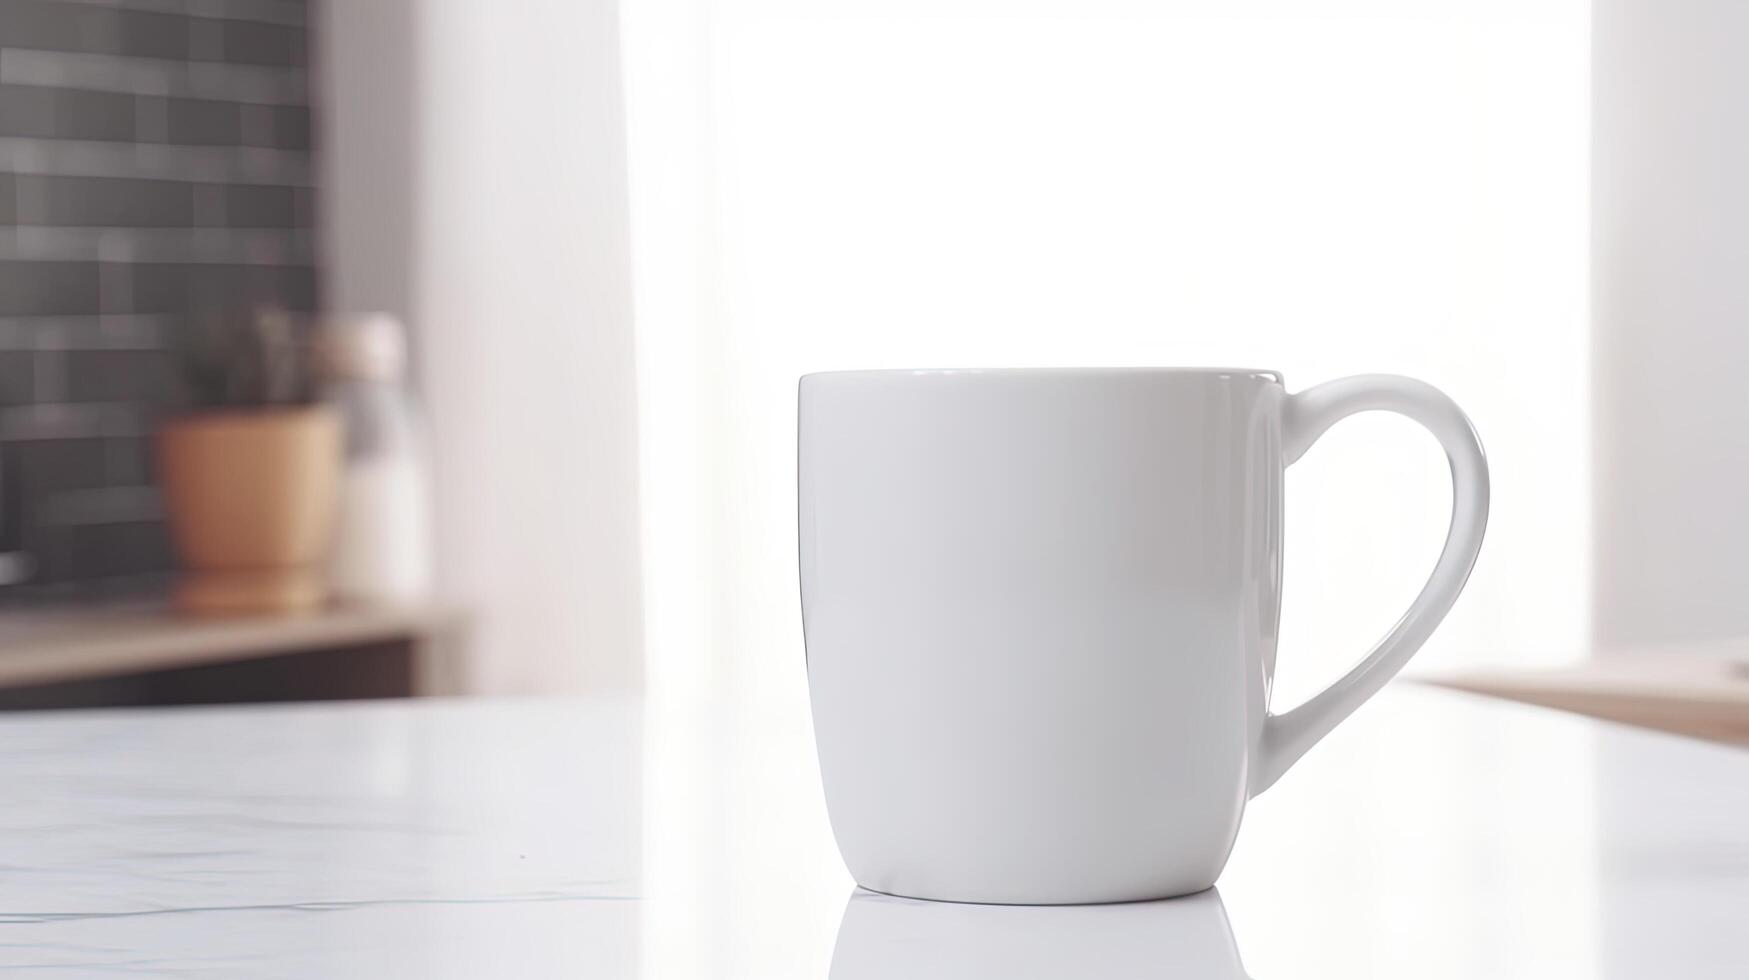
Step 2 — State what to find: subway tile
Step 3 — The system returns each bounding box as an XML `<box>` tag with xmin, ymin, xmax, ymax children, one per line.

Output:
<box><xmin>0</xmin><ymin>84</ymin><xmax>137</xmax><ymax>142</ymax></box>
<box><xmin>55</xmin><ymin>0</ymin><xmax>196</xmax><ymax>18</ymax></box>
<box><xmin>191</xmin><ymin>182</ymin><xmax>226</xmax><ymax>225</ymax></box>
<box><xmin>0</xmin><ymin>87</ymin><xmax>57</xmax><ymax>140</ymax></box>
<box><xmin>5</xmin><ymin>3</ymin><xmax>314</xmax><ymax>66</ymax></box>
<box><xmin>186</xmin><ymin>0</ymin><xmax>307</xmax><ymax>29</ymax></box>
<box><xmin>97</xmin><ymin>260</ymin><xmax>133</xmax><ymax>315</ymax></box>
<box><xmin>232</xmin><ymin>102</ymin><xmax>308</xmax><ymax>150</ymax></box>
<box><xmin>162</xmin><ymin>98</ymin><xmax>310</xmax><ymax>150</ymax></box>
<box><xmin>290</xmin><ymin>185</ymin><xmax>312</xmax><ymax>227</ymax></box>
<box><xmin>115</xmin><ymin>9</ymin><xmax>192</xmax><ymax>61</ymax></box>
<box><xmin>188</xmin><ymin>14</ymin><xmax>226</xmax><ymax>63</ymax></box>
<box><xmin>1</xmin><ymin>228</ymin><xmax>317</xmax><ymax>266</ymax></box>
<box><xmin>134</xmin><ymin>262</ymin><xmax>316</xmax><ymax>314</ymax></box>
<box><xmin>0</xmin><ymin>136</ymin><xmax>315</xmax><ymax>185</ymax></box>
<box><xmin>0</xmin><ymin>262</ymin><xmax>101</xmax><ymax>316</ymax></box>
<box><xmin>30</xmin><ymin>347</ymin><xmax>64</xmax><ymax>402</ymax></box>
<box><xmin>0</xmin><ymin>400</ymin><xmax>148</xmax><ymax>440</ymax></box>
<box><xmin>81</xmin><ymin>0</ymin><xmax>193</xmax><ymax>18</ymax></box>
<box><xmin>1</xmin><ymin>48</ymin><xmax>309</xmax><ymax>106</ymax></box>
<box><xmin>277</xmin><ymin>263</ymin><xmax>315</xmax><ymax>310</ymax></box>
<box><xmin>0</xmin><ymin>352</ymin><xmax>34</xmax><ymax>404</ymax></box>
<box><xmin>0</xmin><ymin>314</ymin><xmax>174</xmax><ymax>351</ymax></box>
<box><xmin>0</xmin><ymin>1</ymin><xmax>314</xmax><ymax>66</ymax></box>
<box><xmin>12</xmin><ymin>439</ymin><xmax>111</xmax><ymax>500</ymax></box>
<box><xmin>15</xmin><ymin>523</ymin><xmax>71</xmax><ymax>586</ymax></box>
<box><xmin>103</xmin><ymin>435</ymin><xmax>155</xmax><ymax>486</ymax></box>
<box><xmin>0</xmin><ymin>1</ymin><xmax>189</xmax><ymax>61</ymax></box>
<box><xmin>67</xmin><ymin>519</ymin><xmax>171</xmax><ymax>579</ymax></box>
<box><xmin>269</xmin><ymin>103</ymin><xmax>309</xmax><ymax>150</ymax></box>
<box><xmin>0</xmin><ymin>1</ymin><xmax>118</xmax><ymax>58</ymax></box>
<box><xmin>43</xmin><ymin>484</ymin><xmax>164</xmax><ymax>525</ymax></box>
<box><xmin>134</xmin><ymin>93</ymin><xmax>170</xmax><ymax>142</ymax></box>
<box><xmin>183</xmin><ymin>262</ymin><xmax>315</xmax><ymax>311</ymax></box>
<box><xmin>221</xmin><ymin>183</ymin><xmax>295</xmax><ymax>227</ymax></box>
<box><xmin>221</xmin><ymin>19</ymin><xmax>306</xmax><ymax>68</ymax></box>
<box><xmin>12</xmin><ymin>175</ymin><xmax>196</xmax><ymax>227</ymax></box>
<box><xmin>0</xmin><ymin>88</ymin><xmax>315</xmax><ymax>150</ymax></box>
<box><xmin>127</xmin><ymin>263</ymin><xmax>188</xmax><ymax>314</ymax></box>
<box><xmin>238</xmin><ymin>101</ymin><xmax>274</xmax><ymax>146</ymax></box>
<box><xmin>66</xmin><ymin>349</ymin><xmax>176</xmax><ymax>403</ymax></box>
<box><xmin>165</xmin><ymin>96</ymin><xmax>242</xmax><ymax>145</ymax></box>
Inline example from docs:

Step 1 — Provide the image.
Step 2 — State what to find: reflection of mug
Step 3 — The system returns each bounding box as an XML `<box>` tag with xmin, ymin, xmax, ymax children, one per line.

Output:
<box><xmin>800</xmin><ymin>369</ymin><xmax>1488</xmax><ymax>903</ymax></box>
<box><xmin>828</xmin><ymin>887</ymin><xmax>1250</xmax><ymax>980</ymax></box>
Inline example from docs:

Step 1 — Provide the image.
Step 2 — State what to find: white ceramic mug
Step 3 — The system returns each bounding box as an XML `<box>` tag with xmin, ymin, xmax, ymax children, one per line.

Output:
<box><xmin>799</xmin><ymin>368</ymin><xmax>1488</xmax><ymax>905</ymax></box>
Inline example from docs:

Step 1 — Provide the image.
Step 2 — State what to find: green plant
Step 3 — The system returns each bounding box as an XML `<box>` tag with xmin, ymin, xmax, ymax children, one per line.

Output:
<box><xmin>176</xmin><ymin>306</ymin><xmax>316</xmax><ymax>410</ymax></box>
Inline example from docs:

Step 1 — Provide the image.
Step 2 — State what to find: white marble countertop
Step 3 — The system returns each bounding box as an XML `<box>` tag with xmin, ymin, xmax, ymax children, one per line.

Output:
<box><xmin>0</xmin><ymin>686</ymin><xmax>1745</xmax><ymax>978</ymax></box>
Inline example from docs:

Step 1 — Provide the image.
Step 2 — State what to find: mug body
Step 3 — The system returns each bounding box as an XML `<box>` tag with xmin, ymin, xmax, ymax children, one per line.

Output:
<box><xmin>800</xmin><ymin>368</ymin><xmax>1285</xmax><ymax>904</ymax></box>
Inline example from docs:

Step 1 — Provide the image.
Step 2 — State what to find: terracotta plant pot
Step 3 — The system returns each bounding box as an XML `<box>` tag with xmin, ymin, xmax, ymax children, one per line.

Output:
<box><xmin>156</xmin><ymin>406</ymin><xmax>342</xmax><ymax>615</ymax></box>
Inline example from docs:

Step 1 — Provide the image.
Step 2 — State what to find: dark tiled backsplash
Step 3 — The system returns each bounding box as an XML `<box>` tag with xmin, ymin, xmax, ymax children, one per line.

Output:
<box><xmin>0</xmin><ymin>0</ymin><xmax>306</xmax><ymax>67</ymax></box>
<box><xmin>0</xmin><ymin>84</ymin><xmax>311</xmax><ymax>147</ymax></box>
<box><xmin>0</xmin><ymin>0</ymin><xmax>316</xmax><ymax>594</ymax></box>
<box><xmin>2</xmin><ymin>175</ymin><xmax>313</xmax><ymax>228</ymax></box>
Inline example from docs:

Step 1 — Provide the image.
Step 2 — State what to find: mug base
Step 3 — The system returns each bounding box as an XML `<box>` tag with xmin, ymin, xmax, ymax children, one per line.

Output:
<box><xmin>853</xmin><ymin>880</ymin><xmax>1219</xmax><ymax>907</ymax></box>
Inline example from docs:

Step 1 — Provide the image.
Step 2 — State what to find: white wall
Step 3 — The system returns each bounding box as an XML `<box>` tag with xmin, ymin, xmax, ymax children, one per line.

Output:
<box><xmin>628</xmin><ymin>0</ymin><xmax>1591</xmax><ymax>707</ymax></box>
<box><xmin>319</xmin><ymin>0</ymin><xmax>645</xmax><ymax>693</ymax></box>
<box><xmin>1593</xmin><ymin>0</ymin><xmax>1749</xmax><ymax>651</ymax></box>
<box><xmin>1592</xmin><ymin>8</ymin><xmax>1748</xmax><ymax>967</ymax></box>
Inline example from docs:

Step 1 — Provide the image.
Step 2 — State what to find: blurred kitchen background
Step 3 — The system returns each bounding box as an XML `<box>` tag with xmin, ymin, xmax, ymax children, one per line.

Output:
<box><xmin>0</xmin><ymin>0</ymin><xmax>642</xmax><ymax>710</ymax></box>
<box><xmin>0</xmin><ymin>0</ymin><xmax>1743</xmax><ymax>739</ymax></box>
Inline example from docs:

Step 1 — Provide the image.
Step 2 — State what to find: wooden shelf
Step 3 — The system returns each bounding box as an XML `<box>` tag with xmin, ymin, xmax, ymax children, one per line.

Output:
<box><xmin>0</xmin><ymin>600</ymin><xmax>470</xmax><ymax>697</ymax></box>
<box><xmin>1419</xmin><ymin>651</ymin><xmax>1749</xmax><ymax>745</ymax></box>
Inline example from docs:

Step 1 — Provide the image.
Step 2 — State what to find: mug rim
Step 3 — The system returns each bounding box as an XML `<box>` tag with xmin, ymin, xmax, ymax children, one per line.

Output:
<box><xmin>801</xmin><ymin>366</ymin><xmax>1283</xmax><ymax>384</ymax></box>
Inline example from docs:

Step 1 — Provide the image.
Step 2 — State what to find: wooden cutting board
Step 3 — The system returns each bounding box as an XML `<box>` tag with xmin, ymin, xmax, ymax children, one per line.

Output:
<box><xmin>1419</xmin><ymin>651</ymin><xmax>1749</xmax><ymax>746</ymax></box>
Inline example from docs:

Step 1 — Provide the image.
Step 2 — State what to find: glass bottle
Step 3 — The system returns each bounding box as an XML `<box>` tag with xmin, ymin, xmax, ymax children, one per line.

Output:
<box><xmin>315</xmin><ymin>314</ymin><xmax>433</xmax><ymax>602</ymax></box>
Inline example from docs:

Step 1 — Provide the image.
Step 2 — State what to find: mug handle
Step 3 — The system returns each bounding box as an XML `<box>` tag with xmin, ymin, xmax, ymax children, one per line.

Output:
<box><xmin>1250</xmin><ymin>374</ymin><xmax>1490</xmax><ymax>796</ymax></box>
